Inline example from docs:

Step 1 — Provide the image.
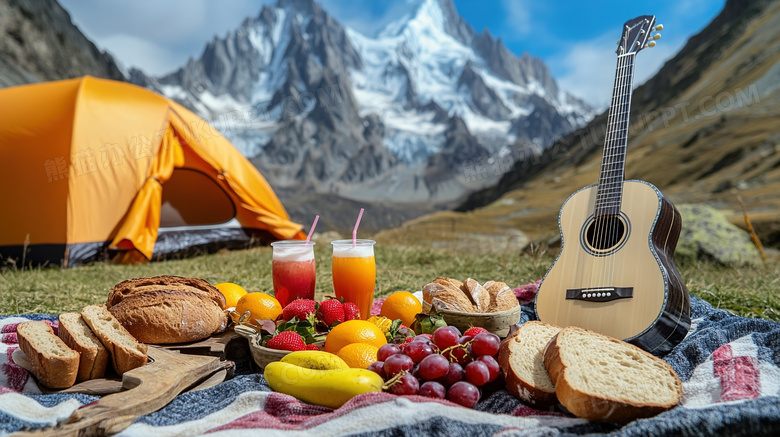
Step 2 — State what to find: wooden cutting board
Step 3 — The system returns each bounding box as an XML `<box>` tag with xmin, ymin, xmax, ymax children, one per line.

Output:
<box><xmin>19</xmin><ymin>346</ymin><xmax>231</xmax><ymax>436</ymax></box>
<box><xmin>13</xmin><ymin>330</ymin><xmax>247</xmax><ymax>395</ymax></box>
<box><xmin>161</xmin><ymin>329</ymin><xmax>247</xmax><ymax>360</ymax></box>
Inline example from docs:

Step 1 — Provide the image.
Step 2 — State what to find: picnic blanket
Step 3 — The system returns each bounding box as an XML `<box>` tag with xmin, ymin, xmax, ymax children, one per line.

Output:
<box><xmin>2</xmin><ymin>287</ymin><xmax>780</xmax><ymax>436</ymax></box>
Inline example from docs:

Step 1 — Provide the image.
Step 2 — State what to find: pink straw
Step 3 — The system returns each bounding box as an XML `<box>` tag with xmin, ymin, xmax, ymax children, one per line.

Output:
<box><xmin>305</xmin><ymin>215</ymin><xmax>319</xmax><ymax>244</ymax></box>
<box><xmin>352</xmin><ymin>208</ymin><xmax>364</xmax><ymax>248</ymax></box>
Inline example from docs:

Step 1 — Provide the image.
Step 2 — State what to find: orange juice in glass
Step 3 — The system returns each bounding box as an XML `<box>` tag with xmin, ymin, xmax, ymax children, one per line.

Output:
<box><xmin>331</xmin><ymin>239</ymin><xmax>376</xmax><ymax>320</ymax></box>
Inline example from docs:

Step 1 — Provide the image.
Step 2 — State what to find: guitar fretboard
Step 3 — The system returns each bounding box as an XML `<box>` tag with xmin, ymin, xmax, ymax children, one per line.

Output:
<box><xmin>595</xmin><ymin>52</ymin><xmax>636</xmax><ymax>217</ymax></box>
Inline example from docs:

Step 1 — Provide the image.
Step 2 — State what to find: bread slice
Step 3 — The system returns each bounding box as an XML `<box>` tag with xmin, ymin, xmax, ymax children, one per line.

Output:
<box><xmin>58</xmin><ymin>313</ymin><xmax>109</xmax><ymax>381</ymax></box>
<box><xmin>498</xmin><ymin>321</ymin><xmax>562</xmax><ymax>408</ymax></box>
<box><xmin>81</xmin><ymin>305</ymin><xmax>148</xmax><ymax>376</ymax></box>
<box><xmin>544</xmin><ymin>326</ymin><xmax>682</xmax><ymax>423</ymax></box>
<box><xmin>16</xmin><ymin>321</ymin><xmax>79</xmax><ymax>388</ymax></box>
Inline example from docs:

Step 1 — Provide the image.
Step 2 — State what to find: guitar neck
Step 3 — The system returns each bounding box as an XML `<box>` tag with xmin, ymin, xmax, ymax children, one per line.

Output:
<box><xmin>595</xmin><ymin>53</ymin><xmax>637</xmax><ymax>217</ymax></box>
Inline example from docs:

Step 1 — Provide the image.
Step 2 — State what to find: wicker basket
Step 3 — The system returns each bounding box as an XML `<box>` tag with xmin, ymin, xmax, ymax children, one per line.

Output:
<box><xmin>422</xmin><ymin>302</ymin><xmax>522</xmax><ymax>337</ymax></box>
<box><xmin>234</xmin><ymin>325</ymin><xmax>290</xmax><ymax>370</ymax></box>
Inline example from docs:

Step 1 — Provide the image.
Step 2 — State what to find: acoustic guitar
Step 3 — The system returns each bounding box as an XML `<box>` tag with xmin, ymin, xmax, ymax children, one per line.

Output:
<box><xmin>534</xmin><ymin>15</ymin><xmax>690</xmax><ymax>356</ymax></box>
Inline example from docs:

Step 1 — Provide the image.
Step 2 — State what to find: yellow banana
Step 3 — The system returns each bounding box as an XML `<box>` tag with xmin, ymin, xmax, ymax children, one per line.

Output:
<box><xmin>264</xmin><ymin>361</ymin><xmax>383</xmax><ymax>409</ymax></box>
<box><xmin>280</xmin><ymin>351</ymin><xmax>349</xmax><ymax>370</ymax></box>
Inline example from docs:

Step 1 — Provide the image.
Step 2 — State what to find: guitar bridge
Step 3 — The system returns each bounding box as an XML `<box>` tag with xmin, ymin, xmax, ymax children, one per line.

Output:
<box><xmin>565</xmin><ymin>287</ymin><xmax>633</xmax><ymax>302</ymax></box>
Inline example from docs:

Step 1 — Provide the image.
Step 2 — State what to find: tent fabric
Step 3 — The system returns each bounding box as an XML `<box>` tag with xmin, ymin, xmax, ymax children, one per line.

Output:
<box><xmin>0</xmin><ymin>76</ymin><xmax>304</xmax><ymax>266</ymax></box>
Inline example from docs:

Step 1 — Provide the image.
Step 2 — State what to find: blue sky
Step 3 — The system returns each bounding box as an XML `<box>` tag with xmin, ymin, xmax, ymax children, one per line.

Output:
<box><xmin>59</xmin><ymin>0</ymin><xmax>725</xmax><ymax>108</ymax></box>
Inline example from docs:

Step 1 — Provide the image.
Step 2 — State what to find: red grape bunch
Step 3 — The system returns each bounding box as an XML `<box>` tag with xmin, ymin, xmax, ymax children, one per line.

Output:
<box><xmin>369</xmin><ymin>326</ymin><xmax>502</xmax><ymax>408</ymax></box>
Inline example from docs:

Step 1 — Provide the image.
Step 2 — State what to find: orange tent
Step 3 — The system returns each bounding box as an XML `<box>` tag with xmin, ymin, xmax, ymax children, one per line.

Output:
<box><xmin>0</xmin><ymin>76</ymin><xmax>304</xmax><ymax>267</ymax></box>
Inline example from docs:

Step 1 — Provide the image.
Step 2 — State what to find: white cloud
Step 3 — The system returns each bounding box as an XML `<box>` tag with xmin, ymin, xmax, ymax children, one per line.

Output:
<box><xmin>501</xmin><ymin>0</ymin><xmax>532</xmax><ymax>36</ymax></box>
<box><xmin>99</xmin><ymin>34</ymin><xmax>185</xmax><ymax>76</ymax></box>
<box><xmin>59</xmin><ymin>0</ymin><xmax>272</xmax><ymax>74</ymax></box>
<box><xmin>550</xmin><ymin>31</ymin><xmax>684</xmax><ymax>110</ymax></box>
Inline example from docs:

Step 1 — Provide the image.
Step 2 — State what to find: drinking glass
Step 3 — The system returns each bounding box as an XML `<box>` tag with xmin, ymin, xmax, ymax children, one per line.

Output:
<box><xmin>331</xmin><ymin>239</ymin><xmax>376</xmax><ymax>320</ymax></box>
<box><xmin>271</xmin><ymin>240</ymin><xmax>316</xmax><ymax>307</ymax></box>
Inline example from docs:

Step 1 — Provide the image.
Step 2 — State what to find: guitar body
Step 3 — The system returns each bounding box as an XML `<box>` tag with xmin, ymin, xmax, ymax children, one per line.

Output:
<box><xmin>535</xmin><ymin>180</ymin><xmax>690</xmax><ymax>356</ymax></box>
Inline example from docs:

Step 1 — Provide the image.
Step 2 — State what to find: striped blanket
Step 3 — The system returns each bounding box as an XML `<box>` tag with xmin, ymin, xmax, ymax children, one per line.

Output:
<box><xmin>2</xmin><ymin>291</ymin><xmax>780</xmax><ymax>436</ymax></box>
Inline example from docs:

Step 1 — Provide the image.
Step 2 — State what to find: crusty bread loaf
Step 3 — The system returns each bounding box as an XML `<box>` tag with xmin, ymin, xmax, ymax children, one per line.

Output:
<box><xmin>464</xmin><ymin>278</ymin><xmax>490</xmax><ymax>311</ymax></box>
<box><xmin>544</xmin><ymin>326</ymin><xmax>683</xmax><ymax>423</ymax></box>
<box><xmin>499</xmin><ymin>321</ymin><xmax>562</xmax><ymax>408</ymax></box>
<box><xmin>106</xmin><ymin>275</ymin><xmax>227</xmax><ymax>344</ymax></box>
<box><xmin>485</xmin><ymin>281</ymin><xmax>518</xmax><ymax>312</ymax></box>
<box><xmin>17</xmin><ymin>321</ymin><xmax>79</xmax><ymax>388</ymax></box>
<box><xmin>81</xmin><ymin>305</ymin><xmax>147</xmax><ymax>376</ymax></box>
<box><xmin>107</xmin><ymin>275</ymin><xmax>225</xmax><ymax>309</ymax></box>
<box><xmin>108</xmin><ymin>290</ymin><xmax>228</xmax><ymax>344</ymax></box>
<box><xmin>424</xmin><ymin>277</ymin><xmax>518</xmax><ymax>313</ymax></box>
<box><xmin>423</xmin><ymin>280</ymin><xmax>476</xmax><ymax>312</ymax></box>
<box><xmin>58</xmin><ymin>313</ymin><xmax>109</xmax><ymax>381</ymax></box>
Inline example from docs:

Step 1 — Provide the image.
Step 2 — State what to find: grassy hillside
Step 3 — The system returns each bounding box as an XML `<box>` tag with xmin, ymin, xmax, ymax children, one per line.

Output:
<box><xmin>426</xmin><ymin>0</ymin><xmax>780</xmax><ymax>247</ymax></box>
<box><xmin>1</xmin><ymin>243</ymin><xmax>778</xmax><ymax>322</ymax></box>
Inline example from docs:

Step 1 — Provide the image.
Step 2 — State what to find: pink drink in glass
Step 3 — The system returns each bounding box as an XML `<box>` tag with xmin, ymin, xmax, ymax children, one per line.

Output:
<box><xmin>271</xmin><ymin>241</ymin><xmax>315</xmax><ymax>308</ymax></box>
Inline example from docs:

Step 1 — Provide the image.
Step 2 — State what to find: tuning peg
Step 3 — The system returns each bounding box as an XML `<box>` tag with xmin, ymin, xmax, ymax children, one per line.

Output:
<box><xmin>655</xmin><ymin>24</ymin><xmax>663</xmax><ymax>31</ymax></box>
<box><xmin>653</xmin><ymin>33</ymin><xmax>661</xmax><ymax>40</ymax></box>
<box><xmin>616</xmin><ymin>40</ymin><xmax>621</xmax><ymax>45</ymax></box>
<box><xmin>646</xmin><ymin>41</ymin><xmax>657</xmax><ymax>48</ymax></box>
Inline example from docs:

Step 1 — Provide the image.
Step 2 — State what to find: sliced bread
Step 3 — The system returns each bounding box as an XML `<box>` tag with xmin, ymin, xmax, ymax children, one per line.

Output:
<box><xmin>81</xmin><ymin>304</ymin><xmax>148</xmax><ymax>376</ymax></box>
<box><xmin>544</xmin><ymin>326</ymin><xmax>683</xmax><ymax>423</ymax></box>
<box><xmin>17</xmin><ymin>321</ymin><xmax>79</xmax><ymax>388</ymax></box>
<box><xmin>58</xmin><ymin>312</ymin><xmax>109</xmax><ymax>381</ymax></box>
<box><xmin>498</xmin><ymin>321</ymin><xmax>562</xmax><ymax>408</ymax></box>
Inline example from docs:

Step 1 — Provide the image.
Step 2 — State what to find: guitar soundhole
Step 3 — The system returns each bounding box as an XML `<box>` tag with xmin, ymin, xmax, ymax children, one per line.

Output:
<box><xmin>585</xmin><ymin>214</ymin><xmax>627</xmax><ymax>252</ymax></box>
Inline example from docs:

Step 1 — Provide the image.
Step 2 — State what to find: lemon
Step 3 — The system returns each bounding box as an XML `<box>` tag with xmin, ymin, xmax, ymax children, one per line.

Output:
<box><xmin>215</xmin><ymin>282</ymin><xmax>248</xmax><ymax>309</ymax></box>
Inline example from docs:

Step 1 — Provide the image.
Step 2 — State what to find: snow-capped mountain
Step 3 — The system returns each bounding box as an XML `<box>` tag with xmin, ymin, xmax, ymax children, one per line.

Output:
<box><xmin>131</xmin><ymin>0</ymin><xmax>595</xmax><ymax>203</ymax></box>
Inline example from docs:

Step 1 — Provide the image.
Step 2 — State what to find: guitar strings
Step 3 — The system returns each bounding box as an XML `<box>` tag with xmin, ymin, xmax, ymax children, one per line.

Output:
<box><xmin>592</xmin><ymin>52</ymin><xmax>625</xmax><ymax>291</ymax></box>
<box><xmin>609</xmin><ymin>52</ymin><xmax>635</xmax><ymax>290</ymax></box>
<box><xmin>598</xmin><ymin>52</ymin><xmax>632</xmax><ymax>293</ymax></box>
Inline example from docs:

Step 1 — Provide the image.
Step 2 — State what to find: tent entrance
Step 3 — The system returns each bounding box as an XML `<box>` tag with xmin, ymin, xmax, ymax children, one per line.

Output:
<box><xmin>159</xmin><ymin>168</ymin><xmax>236</xmax><ymax>229</ymax></box>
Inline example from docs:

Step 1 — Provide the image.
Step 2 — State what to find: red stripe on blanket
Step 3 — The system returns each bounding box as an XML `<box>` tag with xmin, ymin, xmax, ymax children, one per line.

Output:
<box><xmin>713</xmin><ymin>344</ymin><xmax>760</xmax><ymax>402</ymax></box>
<box><xmin>1</xmin><ymin>321</ymin><xmax>57</xmax><ymax>336</ymax></box>
<box><xmin>511</xmin><ymin>405</ymin><xmax>568</xmax><ymax>417</ymax></box>
<box><xmin>208</xmin><ymin>391</ymin><xmax>460</xmax><ymax>432</ymax></box>
<box><xmin>3</xmin><ymin>347</ymin><xmax>29</xmax><ymax>393</ymax></box>
<box><xmin>1</xmin><ymin>323</ymin><xmax>21</xmax><ymax>334</ymax></box>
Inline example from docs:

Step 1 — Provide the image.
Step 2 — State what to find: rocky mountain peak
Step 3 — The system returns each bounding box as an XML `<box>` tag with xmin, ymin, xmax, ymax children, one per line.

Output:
<box><xmin>126</xmin><ymin>0</ymin><xmax>593</xmax><ymax>205</ymax></box>
<box><xmin>0</xmin><ymin>0</ymin><xmax>125</xmax><ymax>88</ymax></box>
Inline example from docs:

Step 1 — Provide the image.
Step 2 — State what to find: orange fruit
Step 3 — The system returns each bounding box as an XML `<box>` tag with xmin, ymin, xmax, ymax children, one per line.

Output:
<box><xmin>215</xmin><ymin>282</ymin><xmax>247</xmax><ymax>309</ymax></box>
<box><xmin>323</xmin><ymin>320</ymin><xmax>387</xmax><ymax>353</ymax></box>
<box><xmin>235</xmin><ymin>292</ymin><xmax>282</xmax><ymax>321</ymax></box>
<box><xmin>379</xmin><ymin>291</ymin><xmax>422</xmax><ymax>327</ymax></box>
<box><xmin>337</xmin><ymin>343</ymin><xmax>379</xmax><ymax>369</ymax></box>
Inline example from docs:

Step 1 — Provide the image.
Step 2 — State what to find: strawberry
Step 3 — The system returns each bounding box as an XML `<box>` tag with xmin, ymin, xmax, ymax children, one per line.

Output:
<box><xmin>317</xmin><ymin>299</ymin><xmax>345</xmax><ymax>326</ymax></box>
<box><xmin>266</xmin><ymin>331</ymin><xmax>307</xmax><ymax>351</ymax></box>
<box><xmin>343</xmin><ymin>302</ymin><xmax>361</xmax><ymax>321</ymax></box>
<box><xmin>306</xmin><ymin>344</ymin><xmax>319</xmax><ymax>351</ymax></box>
<box><xmin>282</xmin><ymin>299</ymin><xmax>317</xmax><ymax>321</ymax></box>
<box><xmin>464</xmin><ymin>327</ymin><xmax>489</xmax><ymax>337</ymax></box>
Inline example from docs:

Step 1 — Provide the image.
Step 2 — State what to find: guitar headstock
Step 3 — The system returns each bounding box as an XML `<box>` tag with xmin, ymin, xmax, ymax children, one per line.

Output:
<box><xmin>616</xmin><ymin>15</ymin><xmax>662</xmax><ymax>56</ymax></box>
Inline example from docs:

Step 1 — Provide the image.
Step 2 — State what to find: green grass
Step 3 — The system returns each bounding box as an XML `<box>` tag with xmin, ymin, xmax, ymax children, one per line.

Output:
<box><xmin>1</xmin><ymin>240</ymin><xmax>778</xmax><ymax>321</ymax></box>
